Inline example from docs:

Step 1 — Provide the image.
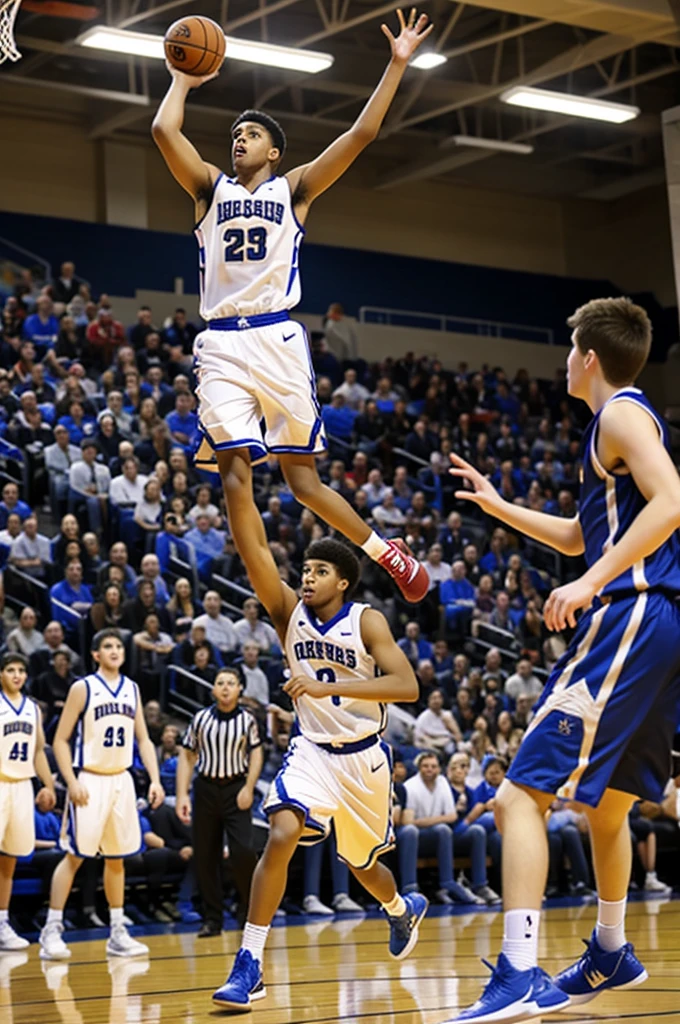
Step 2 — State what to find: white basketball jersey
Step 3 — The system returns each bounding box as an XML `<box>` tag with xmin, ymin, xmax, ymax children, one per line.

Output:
<box><xmin>285</xmin><ymin>601</ymin><xmax>386</xmax><ymax>744</ymax></box>
<box><xmin>73</xmin><ymin>674</ymin><xmax>138</xmax><ymax>774</ymax></box>
<box><xmin>0</xmin><ymin>692</ymin><xmax>38</xmax><ymax>781</ymax></box>
<box><xmin>195</xmin><ymin>174</ymin><xmax>304</xmax><ymax>321</ymax></box>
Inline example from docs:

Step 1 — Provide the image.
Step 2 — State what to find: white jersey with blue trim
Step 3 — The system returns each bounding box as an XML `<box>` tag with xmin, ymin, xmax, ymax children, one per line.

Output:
<box><xmin>73</xmin><ymin>674</ymin><xmax>138</xmax><ymax>774</ymax></box>
<box><xmin>195</xmin><ymin>173</ymin><xmax>304</xmax><ymax>321</ymax></box>
<box><xmin>0</xmin><ymin>692</ymin><xmax>38</xmax><ymax>780</ymax></box>
<box><xmin>285</xmin><ymin>601</ymin><xmax>386</xmax><ymax>744</ymax></box>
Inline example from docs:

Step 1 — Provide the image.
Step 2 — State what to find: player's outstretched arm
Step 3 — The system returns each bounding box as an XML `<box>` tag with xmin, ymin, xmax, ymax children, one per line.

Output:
<box><xmin>449</xmin><ymin>453</ymin><xmax>585</xmax><ymax>556</ymax></box>
<box><xmin>286</xmin><ymin>9</ymin><xmax>433</xmax><ymax>212</ymax></box>
<box><xmin>53</xmin><ymin>680</ymin><xmax>89</xmax><ymax>805</ymax></box>
<box><xmin>151</xmin><ymin>63</ymin><xmax>220</xmax><ymax>205</ymax></box>
<box><xmin>134</xmin><ymin>694</ymin><xmax>165</xmax><ymax>809</ymax></box>
<box><xmin>543</xmin><ymin>402</ymin><xmax>680</xmax><ymax>631</ymax></box>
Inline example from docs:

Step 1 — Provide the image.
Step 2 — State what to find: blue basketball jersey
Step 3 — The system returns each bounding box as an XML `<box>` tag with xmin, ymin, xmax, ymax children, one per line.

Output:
<box><xmin>580</xmin><ymin>387</ymin><xmax>680</xmax><ymax>598</ymax></box>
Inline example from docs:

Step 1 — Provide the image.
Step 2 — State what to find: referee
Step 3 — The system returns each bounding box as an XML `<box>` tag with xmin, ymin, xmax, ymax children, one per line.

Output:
<box><xmin>177</xmin><ymin>665</ymin><xmax>263</xmax><ymax>937</ymax></box>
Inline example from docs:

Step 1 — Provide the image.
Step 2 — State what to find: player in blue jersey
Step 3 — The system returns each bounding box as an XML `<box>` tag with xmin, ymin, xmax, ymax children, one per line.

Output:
<box><xmin>210</xmin><ymin>524</ymin><xmax>426</xmax><ymax>1011</ymax></box>
<box><xmin>443</xmin><ymin>297</ymin><xmax>680</xmax><ymax>1023</ymax></box>
<box><xmin>151</xmin><ymin>9</ymin><xmax>433</xmax><ymax>605</ymax></box>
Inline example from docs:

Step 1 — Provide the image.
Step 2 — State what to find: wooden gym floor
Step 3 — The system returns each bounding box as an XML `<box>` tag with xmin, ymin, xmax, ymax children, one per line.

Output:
<box><xmin>3</xmin><ymin>899</ymin><xmax>679</xmax><ymax>1023</ymax></box>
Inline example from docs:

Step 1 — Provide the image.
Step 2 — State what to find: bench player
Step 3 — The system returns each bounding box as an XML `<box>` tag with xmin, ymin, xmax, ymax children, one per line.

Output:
<box><xmin>151</xmin><ymin>9</ymin><xmax>433</xmax><ymax>605</ymax></box>
<box><xmin>0</xmin><ymin>652</ymin><xmax>56</xmax><ymax>951</ymax></box>
<box><xmin>210</xmin><ymin>527</ymin><xmax>427</xmax><ymax>1011</ymax></box>
<box><xmin>445</xmin><ymin>297</ymin><xmax>680</xmax><ymax>1022</ymax></box>
<box><xmin>39</xmin><ymin>629</ymin><xmax>165</xmax><ymax>960</ymax></box>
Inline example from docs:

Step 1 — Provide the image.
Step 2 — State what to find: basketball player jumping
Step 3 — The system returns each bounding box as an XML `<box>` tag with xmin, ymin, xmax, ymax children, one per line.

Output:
<box><xmin>39</xmin><ymin>629</ymin><xmax>165</xmax><ymax>961</ymax></box>
<box><xmin>444</xmin><ymin>298</ymin><xmax>680</xmax><ymax>1022</ymax></box>
<box><xmin>0</xmin><ymin>652</ymin><xmax>56</xmax><ymax>952</ymax></box>
<box><xmin>209</xmin><ymin>528</ymin><xmax>427</xmax><ymax>1010</ymax></box>
<box><xmin>152</xmin><ymin>9</ymin><xmax>433</xmax><ymax>604</ymax></box>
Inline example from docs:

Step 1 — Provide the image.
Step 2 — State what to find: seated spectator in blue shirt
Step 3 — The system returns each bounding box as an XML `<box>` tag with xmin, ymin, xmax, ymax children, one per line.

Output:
<box><xmin>164</xmin><ymin>393</ymin><xmax>199</xmax><ymax>448</ymax></box>
<box><xmin>162</xmin><ymin>307</ymin><xmax>198</xmax><ymax>354</ymax></box>
<box><xmin>140</xmin><ymin>366</ymin><xmax>175</xmax><ymax>416</ymax></box>
<box><xmin>440</xmin><ymin>561</ymin><xmax>476</xmax><ymax>635</ymax></box>
<box><xmin>397</xmin><ymin>621</ymin><xmax>433</xmax><ymax>668</ymax></box>
<box><xmin>321</xmin><ymin>392</ymin><xmax>358</xmax><ymax>441</ymax></box>
<box><xmin>184</xmin><ymin>513</ymin><xmax>226</xmax><ymax>583</ymax></box>
<box><xmin>23</xmin><ymin>295</ymin><xmax>59</xmax><ymax>360</ymax></box>
<box><xmin>137</xmin><ymin>553</ymin><xmax>170</xmax><ymax>604</ymax></box>
<box><xmin>0</xmin><ymin>481</ymin><xmax>31</xmax><ymax>530</ymax></box>
<box><xmin>57</xmin><ymin>399</ymin><xmax>96</xmax><ymax>446</ymax></box>
<box><xmin>156</xmin><ymin>512</ymin><xmax>194</xmax><ymax>574</ymax></box>
<box><xmin>50</xmin><ymin>558</ymin><xmax>94</xmax><ymax>629</ymax></box>
<box><xmin>468</xmin><ymin>754</ymin><xmax>507</xmax><ymax>833</ymax></box>
<box><xmin>432</xmin><ymin>639</ymin><xmax>454</xmax><ymax>687</ymax></box>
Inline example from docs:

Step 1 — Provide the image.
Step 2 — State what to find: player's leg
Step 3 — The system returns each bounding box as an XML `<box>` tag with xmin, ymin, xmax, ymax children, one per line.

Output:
<box><xmin>278</xmin><ymin>452</ymin><xmax>429</xmax><ymax>602</ymax></box>
<box><xmin>102</xmin><ymin>775</ymin><xmax>148</xmax><ymax>957</ymax></box>
<box><xmin>39</xmin><ymin>853</ymin><xmax>83</xmax><ymax>960</ymax></box>
<box><xmin>0</xmin><ymin>855</ymin><xmax>27</xmax><ymax>952</ymax></box>
<box><xmin>216</xmin><ymin>447</ymin><xmax>273</xmax><ymax>578</ymax></box>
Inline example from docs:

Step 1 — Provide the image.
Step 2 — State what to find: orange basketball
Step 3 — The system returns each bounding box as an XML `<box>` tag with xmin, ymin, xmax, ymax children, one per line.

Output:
<box><xmin>164</xmin><ymin>15</ymin><xmax>226</xmax><ymax>77</ymax></box>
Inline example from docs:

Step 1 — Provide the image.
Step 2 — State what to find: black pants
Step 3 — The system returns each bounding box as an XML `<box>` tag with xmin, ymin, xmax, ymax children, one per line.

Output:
<box><xmin>192</xmin><ymin>775</ymin><xmax>256</xmax><ymax>927</ymax></box>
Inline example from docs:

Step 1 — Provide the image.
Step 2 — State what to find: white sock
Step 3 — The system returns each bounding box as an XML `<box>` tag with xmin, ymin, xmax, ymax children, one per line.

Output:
<box><xmin>361</xmin><ymin>532</ymin><xmax>389</xmax><ymax>561</ymax></box>
<box><xmin>645</xmin><ymin>871</ymin><xmax>657</xmax><ymax>882</ymax></box>
<box><xmin>501</xmin><ymin>909</ymin><xmax>540</xmax><ymax>971</ymax></box>
<box><xmin>241</xmin><ymin>922</ymin><xmax>270</xmax><ymax>963</ymax></box>
<box><xmin>46</xmin><ymin>908</ymin><xmax>63</xmax><ymax>926</ymax></box>
<box><xmin>0</xmin><ymin>910</ymin><xmax>7</xmax><ymax>924</ymax></box>
<box><xmin>109</xmin><ymin>907</ymin><xmax>124</xmax><ymax>928</ymax></box>
<box><xmin>596</xmin><ymin>897</ymin><xmax>626</xmax><ymax>951</ymax></box>
<box><xmin>382</xmin><ymin>893</ymin><xmax>407</xmax><ymax>917</ymax></box>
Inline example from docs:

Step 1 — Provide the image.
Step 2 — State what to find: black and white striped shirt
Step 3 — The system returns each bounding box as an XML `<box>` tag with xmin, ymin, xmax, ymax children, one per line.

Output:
<box><xmin>182</xmin><ymin>704</ymin><xmax>260</xmax><ymax>779</ymax></box>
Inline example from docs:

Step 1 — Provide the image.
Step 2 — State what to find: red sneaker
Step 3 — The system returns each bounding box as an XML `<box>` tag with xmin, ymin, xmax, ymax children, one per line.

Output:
<box><xmin>377</xmin><ymin>539</ymin><xmax>429</xmax><ymax>604</ymax></box>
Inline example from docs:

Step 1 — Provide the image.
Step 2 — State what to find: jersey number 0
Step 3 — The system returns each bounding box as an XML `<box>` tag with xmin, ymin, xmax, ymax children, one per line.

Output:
<box><xmin>223</xmin><ymin>227</ymin><xmax>267</xmax><ymax>262</ymax></box>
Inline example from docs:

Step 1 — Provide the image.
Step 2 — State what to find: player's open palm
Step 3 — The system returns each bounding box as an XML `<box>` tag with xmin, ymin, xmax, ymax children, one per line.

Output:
<box><xmin>449</xmin><ymin>453</ymin><xmax>499</xmax><ymax>513</ymax></box>
<box><xmin>382</xmin><ymin>8</ymin><xmax>434</xmax><ymax>63</ymax></box>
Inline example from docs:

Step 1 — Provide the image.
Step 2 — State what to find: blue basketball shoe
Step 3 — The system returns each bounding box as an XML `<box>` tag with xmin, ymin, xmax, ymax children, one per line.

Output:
<box><xmin>386</xmin><ymin>892</ymin><xmax>429</xmax><ymax>960</ymax></box>
<box><xmin>443</xmin><ymin>953</ymin><xmax>570</xmax><ymax>1023</ymax></box>
<box><xmin>553</xmin><ymin>929</ymin><xmax>648</xmax><ymax>1005</ymax></box>
<box><xmin>212</xmin><ymin>949</ymin><xmax>266</xmax><ymax>1011</ymax></box>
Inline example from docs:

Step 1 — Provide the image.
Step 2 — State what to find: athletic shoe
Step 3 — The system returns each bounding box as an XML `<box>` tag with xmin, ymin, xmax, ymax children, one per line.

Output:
<box><xmin>302</xmin><ymin>895</ymin><xmax>334</xmax><ymax>916</ymax></box>
<box><xmin>332</xmin><ymin>893</ymin><xmax>364</xmax><ymax>913</ymax></box>
<box><xmin>446</xmin><ymin>880</ymin><xmax>486</xmax><ymax>905</ymax></box>
<box><xmin>443</xmin><ymin>952</ymin><xmax>570</xmax><ymax>1022</ymax></box>
<box><xmin>0</xmin><ymin>921</ymin><xmax>29</xmax><ymax>951</ymax></box>
<box><xmin>177</xmin><ymin>901</ymin><xmax>202</xmax><ymax>924</ymax></box>
<box><xmin>436</xmin><ymin>889</ymin><xmax>455</xmax><ymax>905</ymax></box>
<box><xmin>552</xmin><ymin>929</ymin><xmax>648</xmax><ymax>1005</ymax></box>
<box><xmin>39</xmin><ymin>922</ymin><xmax>71</xmax><ymax>961</ymax></box>
<box><xmin>643</xmin><ymin>873</ymin><xmax>672</xmax><ymax>895</ymax></box>
<box><xmin>386</xmin><ymin>892</ymin><xmax>429</xmax><ymax>960</ymax></box>
<box><xmin>569</xmin><ymin>881</ymin><xmax>597</xmax><ymax>901</ymax></box>
<box><xmin>473</xmin><ymin>885</ymin><xmax>502</xmax><ymax>906</ymax></box>
<box><xmin>212</xmin><ymin>949</ymin><xmax>267</xmax><ymax>1011</ymax></box>
<box><xmin>377</xmin><ymin>539</ymin><xmax>430</xmax><ymax>604</ymax></box>
<box><xmin>106</xmin><ymin>924</ymin><xmax>149</xmax><ymax>958</ymax></box>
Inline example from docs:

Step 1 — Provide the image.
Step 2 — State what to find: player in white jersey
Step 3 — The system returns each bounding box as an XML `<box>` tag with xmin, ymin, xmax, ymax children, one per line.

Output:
<box><xmin>151</xmin><ymin>9</ymin><xmax>433</xmax><ymax>606</ymax></box>
<box><xmin>0</xmin><ymin>653</ymin><xmax>56</xmax><ymax>951</ymax></box>
<box><xmin>39</xmin><ymin>630</ymin><xmax>165</xmax><ymax>961</ymax></box>
<box><xmin>211</xmin><ymin>526</ymin><xmax>427</xmax><ymax>1011</ymax></box>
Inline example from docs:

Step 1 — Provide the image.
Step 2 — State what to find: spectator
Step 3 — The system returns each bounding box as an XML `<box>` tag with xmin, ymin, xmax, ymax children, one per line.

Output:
<box><xmin>432</xmin><ymin>639</ymin><xmax>453</xmax><ymax>685</ymax></box>
<box><xmin>397</xmin><ymin>621</ymin><xmax>433</xmax><ymax>668</ymax></box>
<box><xmin>68</xmin><ymin>438</ymin><xmax>111</xmax><ymax>533</ymax></box>
<box><xmin>184</xmin><ymin>513</ymin><xmax>226</xmax><ymax>583</ymax></box>
<box><xmin>6</xmin><ymin>606</ymin><xmax>44</xmax><ymax>658</ymax></box>
<box><xmin>322</xmin><ymin>392</ymin><xmax>358</xmax><ymax>441</ymax></box>
<box><xmin>121</xmin><ymin>579</ymin><xmax>171</xmax><ymax>634</ymax></box>
<box><xmin>333</xmin><ymin>367</ymin><xmax>369</xmax><ymax>409</ymax></box>
<box><xmin>422</xmin><ymin>543</ymin><xmax>451</xmax><ymax>591</ymax></box>
<box><xmin>49</xmin><ymin>558</ymin><xmax>94</xmax><ymax>627</ymax></box>
<box><xmin>440</xmin><ymin>561</ymin><xmax>476</xmax><ymax>636</ymax></box>
<box><xmin>45</xmin><ymin>424</ymin><xmax>81</xmax><ymax>508</ymax></box>
<box><xmin>505</xmin><ymin>657</ymin><xmax>544</xmax><ymax>705</ymax></box>
<box><xmin>414</xmin><ymin>689</ymin><xmax>461</xmax><ymax>757</ymax></box>
<box><xmin>322</xmin><ymin>302</ymin><xmax>357</xmax><ymax>362</ymax></box>
<box><xmin>489</xmin><ymin>590</ymin><xmax>517</xmax><ymax>636</ymax></box>
<box><xmin>22</xmin><ymin>294</ymin><xmax>59</xmax><ymax>360</ymax></box>
<box><xmin>483</xmin><ymin>648</ymin><xmax>508</xmax><ymax>687</ymax></box>
<box><xmin>193</xmin><ymin>591</ymin><xmax>239</xmax><ymax>655</ymax></box>
<box><xmin>165</xmin><ymin>392</ymin><xmax>199</xmax><ymax>447</ymax></box>
<box><xmin>99</xmin><ymin>390</ymin><xmax>133</xmax><ymax>439</ymax></box>
<box><xmin>162</xmin><ymin>307</ymin><xmax>197</xmax><ymax>353</ymax></box>
<box><xmin>233</xmin><ymin>597</ymin><xmax>279</xmax><ymax>654</ymax></box>
<box><xmin>133</xmin><ymin>612</ymin><xmax>174</xmax><ymax>698</ymax></box>
<box><xmin>134</xmin><ymin>478</ymin><xmax>163</xmax><ymax>535</ymax></box>
<box><xmin>51</xmin><ymin>261</ymin><xmax>82</xmax><ymax>304</ymax></box>
<box><xmin>187</xmin><ymin>484</ymin><xmax>221</xmax><ymax>529</ymax></box>
<box><xmin>446</xmin><ymin>752</ymin><xmax>501</xmax><ymax>904</ymax></box>
<box><xmin>157</xmin><ymin>723</ymin><xmax>180</xmax><ymax>764</ymax></box>
<box><xmin>453</xmin><ymin>687</ymin><xmax>477</xmax><ymax>738</ymax></box>
<box><xmin>110</xmin><ymin>456</ymin><xmax>148</xmax><ymax>508</ymax></box>
<box><xmin>371</xmin><ymin>488</ymin><xmax>406</xmax><ymax>538</ymax></box>
<box><xmin>360</xmin><ymin>468</ymin><xmax>389</xmax><ymax>509</ymax></box>
<box><xmin>137</xmin><ymin>553</ymin><xmax>170</xmax><ymax>604</ymax></box>
<box><xmin>33</xmin><ymin>649</ymin><xmax>76</xmax><ymax>722</ymax></box>
<box><xmin>90</xmin><ymin>582</ymin><xmax>126</xmax><ymax>632</ymax></box>
<box><xmin>155</xmin><ymin>511</ymin><xmax>195</xmax><ymax>575</ymax></box>
<box><xmin>85</xmin><ymin>306</ymin><xmax>125</xmax><ymax>368</ymax></box>
<box><xmin>8</xmin><ymin>514</ymin><xmax>51</xmax><ymax>579</ymax></box>
<box><xmin>129</xmin><ymin>305</ymin><xmax>156</xmax><ymax>350</ymax></box>
<box><xmin>99</xmin><ymin>541</ymin><xmax>137</xmax><ymax>598</ymax></box>
<box><xmin>144</xmin><ymin>699</ymin><xmax>169</xmax><ymax>746</ymax></box>
<box><xmin>261</xmin><ymin>495</ymin><xmax>290</xmax><ymax>542</ymax></box>
<box><xmin>404</xmin><ymin>419</ymin><xmax>437</xmax><ymax>462</ymax></box>
<box><xmin>31</xmin><ymin>620</ymin><xmax>80</xmax><ymax>674</ymax></box>
<box><xmin>167</xmin><ymin>577</ymin><xmax>201</xmax><ymax>638</ymax></box>
<box><xmin>240</xmin><ymin>641</ymin><xmax>270</xmax><ymax>709</ymax></box>
<box><xmin>0</xmin><ymin>482</ymin><xmax>31</xmax><ymax>530</ymax></box>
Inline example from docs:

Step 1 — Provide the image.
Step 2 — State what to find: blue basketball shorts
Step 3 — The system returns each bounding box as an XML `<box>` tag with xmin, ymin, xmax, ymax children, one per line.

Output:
<box><xmin>507</xmin><ymin>591</ymin><xmax>680</xmax><ymax>807</ymax></box>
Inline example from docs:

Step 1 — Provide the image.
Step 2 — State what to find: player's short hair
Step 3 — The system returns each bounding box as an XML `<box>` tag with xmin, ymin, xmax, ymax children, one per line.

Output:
<box><xmin>303</xmin><ymin>539</ymin><xmax>360</xmax><ymax>597</ymax></box>
<box><xmin>0</xmin><ymin>652</ymin><xmax>28</xmax><ymax>672</ymax></box>
<box><xmin>91</xmin><ymin>627</ymin><xmax>125</xmax><ymax>652</ymax></box>
<box><xmin>231</xmin><ymin>110</ymin><xmax>286</xmax><ymax>159</ymax></box>
<box><xmin>568</xmin><ymin>297</ymin><xmax>652</xmax><ymax>387</ymax></box>
<box><xmin>215</xmin><ymin>664</ymin><xmax>245</xmax><ymax>689</ymax></box>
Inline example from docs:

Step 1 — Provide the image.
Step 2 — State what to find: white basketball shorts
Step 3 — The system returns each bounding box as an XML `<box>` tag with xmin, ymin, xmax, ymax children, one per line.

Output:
<box><xmin>263</xmin><ymin>733</ymin><xmax>394</xmax><ymax>870</ymax></box>
<box><xmin>193</xmin><ymin>315</ymin><xmax>327</xmax><ymax>470</ymax></box>
<box><xmin>0</xmin><ymin>779</ymin><xmax>35</xmax><ymax>857</ymax></box>
<box><xmin>61</xmin><ymin>770</ymin><xmax>141</xmax><ymax>858</ymax></box>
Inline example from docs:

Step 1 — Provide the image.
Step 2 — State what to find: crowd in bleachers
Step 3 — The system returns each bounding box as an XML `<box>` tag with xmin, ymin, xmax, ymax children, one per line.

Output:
<box><xmin>1</xmin><ymin>261</ymin><xmax>679</xmax><ymax>933</ymax></box>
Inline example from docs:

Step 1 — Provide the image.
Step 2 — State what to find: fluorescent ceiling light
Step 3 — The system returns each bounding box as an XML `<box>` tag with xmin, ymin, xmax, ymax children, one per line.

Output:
<box><xmin>411</xmin><ymin>51</ymin><xmax>447</xmax><ymax>70</ymax></box>
<box><xmin>450</xmin><ymin>134</ymin><xmax>533</xmax><ymax>154</ymax></box>
<box><xmin>77</xmin><ymin>26</ymin><xmax>333</xmax><ymax>74</ymax></box>
<box><xmin>501</xmin><ymin>85</ymin><xmax>639</xmax><ymax>124</ymax></box>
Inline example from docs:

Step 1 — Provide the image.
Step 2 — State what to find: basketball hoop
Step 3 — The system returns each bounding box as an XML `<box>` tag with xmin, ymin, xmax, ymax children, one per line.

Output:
<box><xmin>0</xmin><ymin>0</ymin><xmax>22</xmax><ymax>64</ymax></box>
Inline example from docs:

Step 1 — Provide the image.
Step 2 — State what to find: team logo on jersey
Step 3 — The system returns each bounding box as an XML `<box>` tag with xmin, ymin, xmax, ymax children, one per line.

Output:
<box><xmin>216</xmin><ymin>198</ymin><xmax>284</xmax><ymax>226</ymax></box>
<box><xmin>293</xmin><ymin>640</ymin><xmax>357</xmax><ymax>669</ymax></box>
<box><xmin>558</xmin><ymin>717</ymin><xmax>572</xmax><ymax>736</ymax></box>
<box><xmin>3</xmin><ymin>721</ymin><xmax>33</xmax><ymax>737</ymax></box>
<box><xmin>94</xmin><ymin>701</ymin><xmax>136</xmax><ymax>721</ymax></box>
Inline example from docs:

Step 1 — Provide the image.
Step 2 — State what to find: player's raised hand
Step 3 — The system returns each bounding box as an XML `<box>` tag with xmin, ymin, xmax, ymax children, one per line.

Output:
<box><xmin>176</xmin><ymin>795</ymin><xmax>192</xmax><ymax>825</ymax></box>
<box><xmin>165</xmin><ymin>58</ymin><xmax>221</xmax><ymax>89</ymax></box>
<box><xmin>283</xmin><ymin>675</ymin><xmax>332</xmax><ymax>701</ymax></box>
<box><xmin>69</xmin><ymin>780</ymin><xmax>89</xmax><ymax>807</ymax></box>
<box><xmin>148</xmin><ymin>782</ymin><xmax>166</xmax><ymax>809</ymax></box>
<box><xmin>543</xmin><ymin>577</ymin><xmax>596</xmax><ymax>632</ymax></box>
<box><xmin>381</xmin><ymin>8</ymin><xmax>434</xmax><ymax>63</ymax></box>
<box><xmin>449</xmin><ymin>453</ymin><xmax>499</xmax><ymax>513</ymax></box>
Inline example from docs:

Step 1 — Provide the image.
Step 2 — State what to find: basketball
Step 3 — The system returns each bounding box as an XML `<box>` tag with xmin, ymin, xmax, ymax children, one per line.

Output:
<box><xmin>164</xmin><ymin>15</ymin><xmax>226</xmax><ymax>77</ymax></box>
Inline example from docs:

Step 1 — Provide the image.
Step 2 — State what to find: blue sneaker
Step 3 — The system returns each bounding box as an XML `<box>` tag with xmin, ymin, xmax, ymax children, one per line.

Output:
<box><xmin>553</xmin><ymin>929</ymin><xmax>648</xmax><ymax>1005</ymax></box>
<box><xmin>212</xmin><ymin>949</ymin><xmax>267</xmax><ymax>1011</ymax></box>
<box><xmin>444</xmin><ymin>953</ymin><xmax>570</xmax><ymax>1023</ymax></box>
<box><xmin>386</xmin><ymin>892</ymin><xmax>428</xmax><ymax>960</ymax></box>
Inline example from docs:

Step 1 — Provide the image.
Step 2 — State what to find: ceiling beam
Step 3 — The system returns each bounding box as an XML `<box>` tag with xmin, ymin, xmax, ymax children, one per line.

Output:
<box><xmin>88</xmin><ymin>105</ymin><xmax>152</xmax><ymax>139</ymax></box>
<box><xmin>0</xmin><ymin>74</ymin><xmax>150</xmax><ymax>106</ymax></box>
<box><xmin>117</xmin><ymin>0</ymin><xmax>199</xmax><ymax>29</ymax></box>
<box><xmin>298</xmin><ymin>0</ymin><xmax>436</xmax><ymax>48</ymax></box>
<box><xmin>225</xmin><ymin>0</ymin><xmax>306</xmax><ymax>32</ymax></box>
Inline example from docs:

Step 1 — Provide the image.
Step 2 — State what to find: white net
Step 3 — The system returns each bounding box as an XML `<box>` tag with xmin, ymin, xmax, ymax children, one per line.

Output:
<box><xmin>0</xmin><ymin>0</ymin><xmax>22</xmax><ymax>64</ymax></box>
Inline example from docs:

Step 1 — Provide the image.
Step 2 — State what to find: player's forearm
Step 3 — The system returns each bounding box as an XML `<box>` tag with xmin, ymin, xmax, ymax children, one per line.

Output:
<box><xmin>152</xmin><ymin>76</ymin><xmax>191</xmax><ymax>137</ymax></box>
<box><xmin>176</xmin><ymin>749</ymin><xmax>195</xmax><ymax>799</ymax></box>
<box><xmin>53</xmin><ymin>738</ymin><xmax>78</xmax><ymax>789</ymax></box>
<box><xmin>582</xmin><ymin>494</ymin><xmax>680</xmax><ymax>594</ymax></box>
<box><xmin>331</xmin><ymin>674</ymin><xmax>418</xmax><ymax>703</ymax></box>
<box><xmin>483</xmin><ymin>497</ymin><xmax>584</xmax><ymax>556</ymax></box>
<box><xmin>245</xmin><ymin>745</ymin><xmax>263</xmax><ymax>790</ymax></box>
<box><xmin>139</xmin><ymin>738</ymin><xmax>161</xmax><ymax>787</ymax></box>
<box><xmin>352</xmin><ymin>58</ymin><xmax>408</xmax><ymax>142</ymax></box>
<box><xmin>34</xmin><ymin>750</ymin><xmax>56</xmax><ymax>794</ymax></box>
